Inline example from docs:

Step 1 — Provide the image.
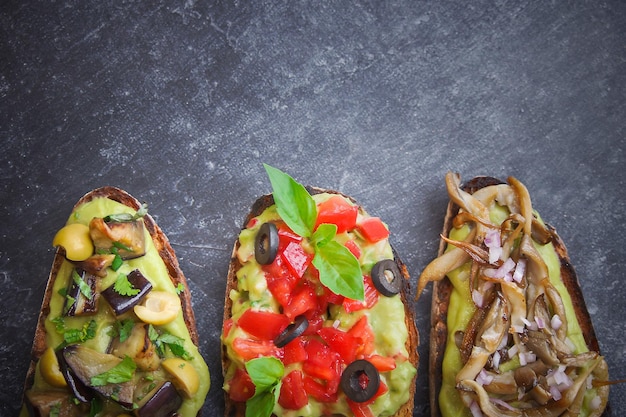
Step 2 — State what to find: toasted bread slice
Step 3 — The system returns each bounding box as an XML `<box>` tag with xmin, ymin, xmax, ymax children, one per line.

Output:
<box><xmin>426</xmin><ymin>175</ymin><xmax>609</xmax><ymax>417</ymax></box>
<box><xmin>21</xmin><ymin>186</ymin><xmax>209</xmax><ymax>417</ymax></box>
<box><xmin>222</xmin><ymin>187</ymin><xmax>418</xmax><ymax>417</ymax></box>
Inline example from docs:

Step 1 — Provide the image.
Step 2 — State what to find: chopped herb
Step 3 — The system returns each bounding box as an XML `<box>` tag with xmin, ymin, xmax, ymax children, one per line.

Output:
<box><xmin>175</xmin><ymin>283</ymin><xmax>184</xmax><ymax>295</ymax></box>
<box><xmin>112</xmin><ymin>240</ymin><xmax>132</xmax><ymax>252</ymax></box>
<box><xmin>148</xmin><ymin>325</ymin><xmax>192</xmax><ymax>360</ymax></box>
<box><xmin>52</xmin><ymin>317</ymin><xmax>97</xmax><ymax>347</ymax></box>
<box><xmin>104</xmin><ymin>203</ymin><xmax>148</xmax><ymax>223</ymax></box>
<box><xmin>111</xmin><ymin>253</ymin><xmax>123</xmax><ymax>271</ymax></box>
<box><xmin>88</xmin><ymin>397</ymin><xmax>103</xmax><ymax>417</ymax></box>
<box><xmin>90</xmin><ymin>355</ymin><xmax>136</xmax><ymax>386</ymax></box>
<box><xmin>72</xmin><ymin>270</ymin><xmax>92</xmax><ymax>299</ymax></box>
<box><xmin>108</xmin><ymin>319</ymin><xmax>135</xmax><ymax>343</ymax></box>
<box><xmin>50</xmin><ymin>403</ymin><xmax>61</xmax><ymax>417</ymax></box>
<box><xmin>113</xmin><ymin>273</ymin><xmax>140</xmax><ymax>296</ymax></box>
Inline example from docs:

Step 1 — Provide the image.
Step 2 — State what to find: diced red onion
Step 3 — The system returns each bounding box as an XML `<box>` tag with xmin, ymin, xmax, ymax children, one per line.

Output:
<box><xmin>512</xmin><ymin>259</ymin><xmax>526</xmax><ymax>283</ymax></box>
<box><xmin>590</xmin><ymin>395</ymin><xmax>602</xmax><ymax>410</ymax></box>
<box><xmin>550</xmin><ymin>385</ymin><xmax>562</xmax><ymax>401</ymax></box>
<box><xmin>332</xmin><ymin>319</ymin><xmax>341</xmax><ymax>328</ymax></box>
<box><xmin>484</xmin><ymin>230</ymin><xmax>501</xmax><ymax>248</ymax></box>
<box><xmin>521</xmin><ymin>317</ymin><xmax>538</xmax><ymax>331</ymax></box>
<box><xmin>472</xmin><ymin>289</ymin><xmax>484</xmax><ymax>308</ymax></box>
<box><xmin>489</xmin><ymin>246</ymin><xmax>502</xmax><ymax>264</ymax></box>
<box><xmin>551</xmin><ymin>314</ymin><xmax>562</xmax><ymax>330</ymax></box>
<box><xmin>492</xmin><ymin>351</ymin><xmax>501</xmax><ymax>369</ymax></box>
<box><xmin>469</xmin><ymin>401</ymin><xmax>484</xmax><ymax>417</ymax></box>
<box><xmin>508</xmin><ymin>344</ymin><xmax>519</xmax><ymax>357</ymax></box>
<box><xmin>489</xmin><ymin>397</ymin><xmax>516</xmax><ymax>411</ymax></box>
<box><xmin>535</xmin><ymin>316</ymin><xmax>546</xmax><ymax>329</ymax></box>
<box><xmin>519</xmin><ymin>352</ymin><xmax>537</xmax><ymax>366</ymax></box>
<box><xmin>476</xmin><ymin>369</ymin><xmax>494</xmax><ymax>386</ymax></box>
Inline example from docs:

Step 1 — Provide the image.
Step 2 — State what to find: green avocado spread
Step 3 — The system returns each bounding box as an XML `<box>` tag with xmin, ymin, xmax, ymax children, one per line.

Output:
<box><xmin>21</xmin><ymin>197</ymin><xmax>210</xmax><ymax>417</ymax></box>
<box><xmin>222</xmin><ymin>193</ymin><xmax>416</xmax><ymax>416</ymax></box>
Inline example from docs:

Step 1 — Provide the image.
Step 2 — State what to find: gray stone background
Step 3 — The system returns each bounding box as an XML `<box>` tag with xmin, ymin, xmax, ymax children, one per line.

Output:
<box><xmin>1</xmin><ymin>1</ymin><xmax>624</xmax><ymax>415</ymax></box>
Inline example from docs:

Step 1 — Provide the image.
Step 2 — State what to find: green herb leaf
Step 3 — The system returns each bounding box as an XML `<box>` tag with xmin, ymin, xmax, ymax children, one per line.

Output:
<box><xmin>311</xmin><ymin>223</ymin><xmax>337</xmax><ymax>248</ymax></box>
<box><xmin>313</xmin><ymin>240</ymin><xmax>364</xmax><ymax>301</ymax></box>
<box><xmin>104</xmin><ymin>203</ymin><xmax>148</xmax><ymax>223</ymax></box>
<box><xmin>245</xmin><ymin>357</ymin><xmax>284</xmax><ymax>417</ymax></box>
<box><xmin>111</xmin><ymin>254</ymin><xmax>123</xmax><ymax>271</ymax></box>
<box><xmin>52</xmin><ymin>318</ymin><xmax>97</xmax><ymax>348</ymax></box>
<box><xmin>263</xmin><ymin>164</ymin><xmax>316</xmax><ymax>238</ymax></box>
<box><xmin>148</xmin><ymin>325</ymin><xmax>192</xmax><ymax>360</ymax></box>
<box><xmin>49</xmin><ymin>403</ymin><xmax>60</xmax><ymax>417</ymax></box>
<box><xmin>108</xmin><ymin>319</ymin><xmax>135</xmax><ymax>343</ymax></box>
<box><xmin>72</xmin><ymin>270</ymin><xmax>92</xmax><ymax>299</ymax></box>
<box><xmin>90</xmin><ymin>355</ymin><xmax>136</xmax><ymax>386</ymax></box>
<box><xmin>113</xmin><ymin>273</ymin><xmax>140</xmax><ymax>296</ymax></box>
<box><xmin>175</xmin><ymin>283</ymin><xmax>184</xmax><ymax>295</ymax></box>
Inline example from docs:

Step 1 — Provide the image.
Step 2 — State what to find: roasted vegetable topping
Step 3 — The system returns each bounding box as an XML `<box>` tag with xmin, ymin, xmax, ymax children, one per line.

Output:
<box><xmin>101</xmin><ymin>269</ymin><xmax>153</xmax><ymax>315</ymax></box>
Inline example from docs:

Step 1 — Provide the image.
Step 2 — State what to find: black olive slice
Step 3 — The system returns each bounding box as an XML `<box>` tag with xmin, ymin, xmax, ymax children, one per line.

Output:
<box><xmin>255</xmin><ymin>222</ymin><xmax>279</xmax><ymax>265</ymax></box>
<box><xmin>370</xmin><ymin>259</ymin><xmax>402</xmax><ymax>297</ymax></box>
<box><xmin>274</xmin><ymin>315</ymin><xmax>308</xmax><ymax>348</ymax></box>
<box><xmin>340</xmin><ymin>359</ymin><xmax>380</xmax><ymax>402</ymax></box>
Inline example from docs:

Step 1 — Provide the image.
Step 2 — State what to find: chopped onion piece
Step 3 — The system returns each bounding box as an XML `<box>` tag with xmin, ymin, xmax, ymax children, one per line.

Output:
<box><xmin>476</xmin><ymin>369</ymin><xmax>494</xmax><ymax>386</ymax></box>
<box><xmin>469</xmin><ymin>401</ymin><xmax>484</xmax><ymax>417</ymax></box>
<box><xmin>550</xmin><ymin>385</ymin><xmax>562</xmax><ymax>401</ymax></box>
<box><xmin>489</xmin><ymin>246</ymin><xmax>502</xmax><ymax>264</ymax></box>
<box><xmin>512</xmin><ymin>259</ymin><xmax>526</xmax><ymax>283</ymax></box>
<box><xmin>519</xmin><ymin>352</ymin><xmax>537</xmax><ymax>366</ymax></box>
<box><xmin>492</xmin><ymin>351</ymin><xmax>501</xmax><ymax>369</ymax></box>
<box><xmin>484</xmin><ymin>230</ymin><xmax>501</xmax><ymax>248</ymax></box>
<box><xmin>590</xmin><ymin>395</ymin><xmax>602</xmax><ymax>410</ymax></box>
<box><xmin>472</xmin><ymin>289</ymin><xmax>484</xmax><ymax>308</ymax></box>
<box><xmin>489</xmin><ymin>397</ymin><xmax>516</xmax><ymax>411</ymax></box>
<box><xmin>535</xmin><ymin>316</ymin><xmax>546</xmax><ymax>329</ymax></box>
<box><xmin>332</xmin><ymin>319</ymin><xmax>341</xmax><ymax>329</ymax></box>
<box><xmin>508</xmin><ymin>344</ymin><xmax>519</xmax><ymax>357</ymax></box>
<box><xmin>551</xmin><ymin>314</ymin><xmax>562</xmax><ymax>330</ymax></box>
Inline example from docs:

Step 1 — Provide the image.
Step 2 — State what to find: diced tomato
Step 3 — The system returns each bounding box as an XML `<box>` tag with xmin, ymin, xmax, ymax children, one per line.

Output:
<box><xmin>315</xmin><ymin>195</ymin><xmax>358</xmax><ymax>234</ymax></box>
<box><xmin>348</xmin><ymin>316</ymin><xmax>375</xmax><ymax>357</ymax></box>
<box><xmin>277</xmin><ymin>224</ymin><xmax>302</xmax><ymax>246</ymax></box>
<box><xmin>223</xmin><ymin>318</ymin><xmax>234</xmax><ymax>338</ymax></box>
<box><xmin>237</xmin><ymin>309</ymin><xmax>290</xmax><ymax>340</ymax></box>
<box><xmin>320</xmin><ymin>285</ymin><xmax>345</xmax><ymax>306</ymax></box>
<box><xmin>357</xmin><ymin>217</ymin><xmax>389</xmax><ymax>243</ymax></box>
<box><xmin>282</xmin><ymin>337</ymin><xmax>308</xmax><ymax>365</ymax></box>
<box><xmin>318</xmin><ymin>326</ymin><xmax>358</xmax><ymax>364</ymax></box>
<box><xmin>366</xmin><ymin>354</ymin><xmax>396</xmax><ymax>372</ymax></box>
<box><xmin>301</xmin><ymin>311</ymin><xmax>324</xmax><ymax>335</ymax></box>
<box><xmin>228</xmin><ymin>368</ymin><xmax>255</xmax><ymax>402</ymax></box>
<box><xmin>278</xmin><ymin>370</ymin><xmax>309</xmax><ymax>410</ymax></box>
<box><xmin>347</xmin><ymin>401</ymin><xmax>375</xmax><ymax>417</ymax></box>
<box><xmin>344</xmin><ymin>239</ymin><xmax>361</xmax><ymax>259</ymax></box>
<box><xmin>231</xmin><ymin>338</ymin><xmax>283</xmax><ymax>361</ymax></box>
<box><xmin>280</xmin><ymin>241</ymin><xmax>313</xmax><ymax>279</ymax></box>
<box><xmin>284</xmin><ymin>282</ymin><xmax>317</xmax><ymax>320</ymax></box>
<box><xmin>303</xmin><ymin>339</ymin><xmax>340</xmax><ymax>382</ymax></box>
<box><xmin>246</xmin><ymin>217</ymin><xmax>259</xmax><ymax>229</ymax></box>
<box><xmin>264</xmin><ymin>255</ymin><xmax>298</xmax><ymax>307</ymax></box>
<box><xmin>303</xmin><ymin>376</ymin><xmax>338</xmax><ymax>403</ymax></box>
<box><xmin>342</xmin><ymin>275</ymin><xmax>379</xmax><ymax>313</ymax></box>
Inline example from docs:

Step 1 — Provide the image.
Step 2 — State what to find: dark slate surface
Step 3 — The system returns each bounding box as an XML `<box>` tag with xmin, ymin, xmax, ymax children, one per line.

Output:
<box><xmin>1</xmin><ymin>1</ymin><xmax>625</xmax><ymax>416</ymax></box>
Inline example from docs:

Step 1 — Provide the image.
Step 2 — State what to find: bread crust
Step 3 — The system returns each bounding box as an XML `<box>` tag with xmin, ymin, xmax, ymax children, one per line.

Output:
<box><xmin>21</xmin><ymin>186</ymin><xmax>200</xmax><ymax>413</ymax></box>
<box><xmin>222</xmin><ymin>187</ymin><xmax>418</xmax><ymax>417</ymax></box>
<box><xmin>429</xmin><ymin>176</ymin><xmax>609</xmax><ymax>417</ymax></box>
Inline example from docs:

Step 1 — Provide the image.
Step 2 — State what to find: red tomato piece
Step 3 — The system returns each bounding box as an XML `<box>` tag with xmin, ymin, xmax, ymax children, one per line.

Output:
<box><xmin>320</xmin><ymin>285</ymin><xmax>345</xmax><ymax>306</ymax></box>
<box><xmin>223</xmin><ymin>318</ymin><xmax>234</xmax><ymax>338</ymax></box>
<box><xmin>264</xmin><ymin>255</ymin><xmax>298</xmax><ymax>307</ymax></box>
<box><xmin>231</xmin><ymin>338</ymin><xmax>283</xmax><ymax>361</ymax></box>
<box><xmin>278</xmin><ymin>370</ymin><xmax>309</xmax><ymax>410</ymax></box>
<box><xmin>348</xmin><ymin>316</ymin><xmax>375</xmax><ymax>357</ymax></box>
<box><xmin>282</xmin><ymin>337</ymin><xmax>308</xmax><ymax>365</ymax></box>
<box><xmin>303</xmin><ymin>339</ymin><xmax>340</xmax><ymax>382</ymax></box>
<box><xmin>318</xmin><ymin>326</ymin><xmax>358</xmax><ymax>364</ymax></box>
<box><xmin>347</xmin><ymin>401</ymin><xmax>375</xmax><ymax>417</ymax></box>
<box><xmin>237</xmin><ymin>309</ymin><xmax>290</xmax><ymax>340</ymax></box>
<box><xmin>344</xmin><ymin>239</ymin><xmax>362</xmax><ymax>259</ymax></box>
<box><xmin>228</xmin><ymin>368</ymin><xmax>255</xmax><ymax>402</ymax></box>
<box><xmin>357</xmin><ymin>217</ymin><xmax>389</xmax><ymax>243</ymax></box>
<box><xmin>303</xmin><ymin>376</ymin><xmax>339</xmax><ymax>403</ymax></box>
<box><xmin>342</xmin><ymin>275</ymin><xmax>379</xmax><ymax>313</ymax></box>
<box><xmin>315</xmin><ymin>195</ymin><xmax>358</xmax><ymax>234</ymax></box>
<box><xmin>280</xmin><ymin>241</ymin><xmax>313</xmax><ymax>279</ymax></box>
<box><xmin>284</xmin><ymin>282</ymin><xmax>317</xmax><ymax>320</ymax></box>
<box><xmin>366</xmin><ymin>354</ymin><xmax>397</xmax><ymax>372</ymax></box>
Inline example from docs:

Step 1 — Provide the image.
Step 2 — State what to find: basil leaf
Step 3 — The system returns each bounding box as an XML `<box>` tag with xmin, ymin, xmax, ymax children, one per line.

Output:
<box><xmin>90</xmin><ymin>355</ymin><xmax>136</xmax><ymax>386</ymax></box>
<box><xmin>313</xmin><ymin>240</ymin><xmax>364</xmax><ymax>301</ymax></box>
<box><xmin>246</xmin><ymin>357</ymin><xmax>284</xmax><ymax>391</ymax></box>
<box><xmin>246</xmin><ymin>389</ymin><xmax>278</xmax><ymax>417</ymax></box>
<box><xmin>263</xmin><ymin>164</ymin><xmax>316</xmax><ymax>237</ymax></box>
<box><xmin>311</xmin><ymin>223</ymin><xmax>336</xmax><ymax>248</ymax></box>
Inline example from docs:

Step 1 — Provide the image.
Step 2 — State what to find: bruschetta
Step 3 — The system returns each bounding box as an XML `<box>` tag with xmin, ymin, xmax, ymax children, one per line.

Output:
<box><xmin>221</xmin><ymin>165</ymin><xmax>419</xmax><ymax>416</ymax></box>
<box><xmin>20</xmin><ymin>186</ymin><xmax>210</xmax><ymax>417</ymax></box>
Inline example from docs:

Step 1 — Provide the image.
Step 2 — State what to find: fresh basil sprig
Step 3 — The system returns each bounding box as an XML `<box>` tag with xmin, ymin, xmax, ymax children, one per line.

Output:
<box><xmin>245</xmin><ymin>357</ymin><xmax>284</xmax><ymax>417</ymax></box>
<box><xmin>263</xmin><ymin>164</ymin><xmax>364</xmax><ymax>301</ymax></box>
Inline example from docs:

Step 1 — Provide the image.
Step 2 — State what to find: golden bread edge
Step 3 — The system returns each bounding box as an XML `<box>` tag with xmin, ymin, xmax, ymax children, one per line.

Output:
<box><xmin>221</xmin><ymin>187</ymin><xmax>419</xmax><ymax>417</ymax></box>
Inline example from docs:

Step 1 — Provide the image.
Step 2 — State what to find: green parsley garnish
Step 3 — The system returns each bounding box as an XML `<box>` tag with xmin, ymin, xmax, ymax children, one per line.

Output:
<box><xmin>72</xmin><ymin>270</ymin><xmax>92</xmax><ymax>299</ymax></box>
<box><xmin>90</xmin><ymin>355</ymin><xmax>136</xmax><ymax>386</ymax></box>
<box><xmin>51</xmin><ymin>317</ymin><xmax>97</xmax><ymax>348</ymax></box>
<box><xmin>263</xmin><ymin>164</ymin><xmax>364</xmax><ymax>300</ymax></box>
<box><xmin>108</xmin><ymin>319</ymin><xmax>135</xmax><ymax>343</ymax></box>
<box><xmin>104</xmin><ymin>203</ymin><xmax>148</xmax><ymax>223</ymax></box>
<box><xmin>113</xmin><ymin>273</ymin><xmax>140</xmax><ymax>296</ymax></box>
<box><xmin>148</xmin><ymin>325</ymin><xmax>192</xmax><ymax>360</ymax></box>
<box><xmin>175</xmin><ymin>283</ymin><xmax>185</xmax><ymax>295</ymax></box>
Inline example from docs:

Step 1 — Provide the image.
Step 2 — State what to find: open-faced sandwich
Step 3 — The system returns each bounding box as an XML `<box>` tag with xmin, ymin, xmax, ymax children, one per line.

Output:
<box><xmin>417</xmin><ymin>173</ymin><xmax>609</xmax><ymax>417</ymax></box>
<box><xmin>20</xmin><ymin>186</ymin><xmax>210</xmax><ymax>417</ymax></box>
<box><xmin>221</xmin><ymin>164</ymin><xmax>418</xmax><ymax>416</ymax></box>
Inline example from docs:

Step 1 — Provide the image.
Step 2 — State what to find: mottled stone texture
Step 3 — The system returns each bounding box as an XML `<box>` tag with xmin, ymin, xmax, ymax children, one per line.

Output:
<box><xmin>1</xmin><ymin>1</ymin><xmax>625</xmax><ymax>415</ymax></box>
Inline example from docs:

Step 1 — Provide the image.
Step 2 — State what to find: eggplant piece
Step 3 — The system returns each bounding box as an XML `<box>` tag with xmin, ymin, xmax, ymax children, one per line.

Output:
<box><xmin>101</xmin><ymin>269</ymin><xmax>152</xmax><ymax>315</ymax></box>
<box><xmin>109</xmin><ymin>323</ymin><xmax>160</xmax><ymax>371</ymax></box>
<box><xmin>61</xmin><ymin>345</ymin><xmax>135</xmax><ymax>408</ymax></box>
<box><xmin>25</xmin><ymin>389</ymin><xmax>87</xmax><ymax>417</ymax></box>
<box><xmin>63</xmin><ymin>269</ymin><xmax>99</xmax><ymax>316</ymax></box>
<box><xmin>135</xmin><ymin>381</ymin><xmax>182</xmax><ymax>417</ymax></box>
<box><xmin>56</xmin><ymin>349</ymin><xmax>94</xmax><ymax>403</ymax></box>
<box><xmin>74</xmin><ymin>254</ymin><xmax>116</xmax><ymax>277</ymax></box>
<box><xmin>89</xmin><ymin>217</ymin><xmax>146</xmax><ymax>260</ymax></box>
